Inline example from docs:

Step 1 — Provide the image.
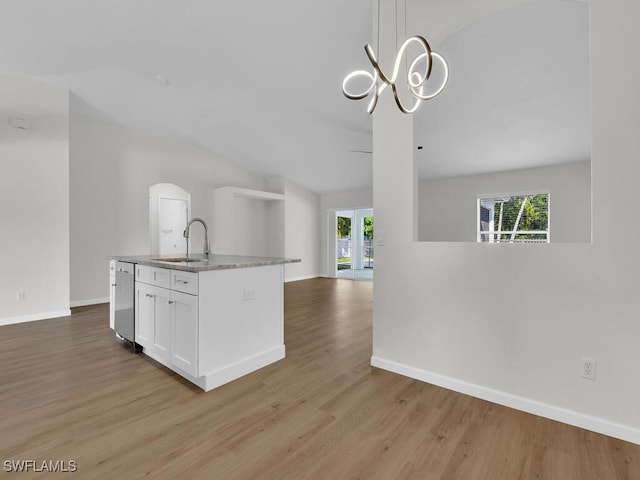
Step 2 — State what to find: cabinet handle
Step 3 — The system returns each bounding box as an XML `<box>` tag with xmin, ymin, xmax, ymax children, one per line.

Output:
<box><xmin>111</xmin><ymin>283</ymin><xmax>116</xmax><ymax>287</ymax></box>
<box><xmin>145</xmin><ymin>293</ymin><xmax>154</xmax><ymax>298</ymax></box>
<box><xmin>168</xmin><ymin>300</ymin><xmax>174</xmax><ymax>304</ymax></box>
<box><xmin>176</xmin><ymin>280</ymin><xmax>189</xmax><ymax>284</ymax></box>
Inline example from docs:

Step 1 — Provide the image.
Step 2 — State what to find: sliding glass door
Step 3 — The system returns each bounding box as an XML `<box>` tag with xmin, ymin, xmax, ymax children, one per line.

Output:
<box><xmin>336</xmin><ymin>209</ymin><xmax>373</xmax><ymax>280</ymax></box>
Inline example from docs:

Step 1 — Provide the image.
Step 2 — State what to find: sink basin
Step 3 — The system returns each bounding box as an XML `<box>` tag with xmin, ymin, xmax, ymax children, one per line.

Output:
<box><xmin>151</xmin><ymin>257</ymin><xmax>204</xmax><ymax>263</ymax></box>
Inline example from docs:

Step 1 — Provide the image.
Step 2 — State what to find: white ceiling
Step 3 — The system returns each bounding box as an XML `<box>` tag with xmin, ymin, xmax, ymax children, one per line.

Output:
<box><xmin>0</xmin><ymin>0</ymin><xmax>373</xmax><ymax>193</ymax></box>
<box><xmin>0</xmin><ymin>0</ymin><xmax>590</xmax><ymax>193</ymax></box>
<box><xmin>416</xmin><ymin>0</ymin><xmax>590</xmax><ymax>180</ymax></box>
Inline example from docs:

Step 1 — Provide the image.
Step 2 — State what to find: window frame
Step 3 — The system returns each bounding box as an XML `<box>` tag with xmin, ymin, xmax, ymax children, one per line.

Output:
<box><xmin>476</xmin><ymin>191</ymin><xmax>551</xmax><ymax>244</ymax></box>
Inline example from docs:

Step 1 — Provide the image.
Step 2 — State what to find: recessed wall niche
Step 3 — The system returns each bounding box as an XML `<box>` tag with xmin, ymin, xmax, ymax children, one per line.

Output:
<box><xmin>415</xmin><ymin>0</ymin><xmax>591</xmax><ymax>243</ymax></box>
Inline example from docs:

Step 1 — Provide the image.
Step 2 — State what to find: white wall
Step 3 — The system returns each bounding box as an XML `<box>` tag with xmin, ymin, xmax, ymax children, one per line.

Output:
<box><xmin>283</xmin><ymin>179</ymin><xmax>321</xmax><ymax>281</ymax></box>
<box><xmin>372</xmin><ymin>0</ymin><xmax>640</xmax><ymax>444</ymax></box>
<box><xmin>213</xmin><ymin>195</ymin><xmax>276</xmax><ymax>257</ymax></box>
<box><xmin>419</xmin><ymin>161</ymin><xmax>591</xmax><ymax>242</ymax></box>
<box><xmin>210</xmin><ymin>179</ymin><xmax>320</xmax><ymax>282</ymax></box>
<box><xmin>320</xmin><ymin>188</ymin><xmax>373</xmax><ymax>277</ymax></box>
<box><xmin>269</xmin><ymin>178</ymin><xmax>322</xmax><ymax>282</ymax></box>
<box><xmin>212</xmin><ymin>186</ymin><xmax>285</xmax><ymax>258</ymax></box>
<box><xmin>320</xmin><ymin>188</ymin><xmax>373</xmax><ymax>212</ymax></box>
<box><xmin>69</xmin><ymin>109</ymin><xmax>267</xmax><ymax>305</ymax></box>
<box><xmin>70</xmin><ymin>109</ymin><xmax>323</xmax><ymax>303</ymax></box>
<box><xmin>0</xmin><ymin>76</ymin><xmax>70</xmax><ymax>324</ymax></box>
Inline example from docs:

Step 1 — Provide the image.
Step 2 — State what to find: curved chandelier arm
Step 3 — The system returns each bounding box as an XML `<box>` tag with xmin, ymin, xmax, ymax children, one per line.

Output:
<box><xmin>365</xmin><ymin>44</ymin><xmax>390</xmax><ymax>86</ymax></box>
<box><xmin>341</xmin><ymin>69</ymin><xmax>377</xmax><ymax>100</ymax></box>
<box><xmin>366</xmin><ymin>83</ymin><xmax>382</xmax><ymax>114</ymax></box>
<box><xmin>388</xmin><ymin>36</ymin><xmax>434</xmax><ymax>114</ymax></box>
<box><xmin>395</xmin><ymin>36</ymin><xmax>433</xmax><ymax>89</ymax></box>
<box><xmin>390</xmin><ymin>84</ymin><xmax>422</xmax><ymax>114</ymax></box>
<box><xmin>408</xmin><ymin>51</ymin><xmax>449</xmax><ymax>101</ymax></box>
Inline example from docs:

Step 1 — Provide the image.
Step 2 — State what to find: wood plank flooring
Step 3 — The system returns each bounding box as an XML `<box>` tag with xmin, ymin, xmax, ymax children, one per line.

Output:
<box><xmin>1</xmin><ymin>277</ymin><xmax>639</xmax><ymax>479</ymax></box>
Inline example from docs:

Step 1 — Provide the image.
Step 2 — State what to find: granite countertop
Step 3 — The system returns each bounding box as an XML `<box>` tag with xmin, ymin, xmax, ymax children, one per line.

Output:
<box><xmin>112</xmin><ymin>253</ymin><xmax>300</xmax><ymax>273</ymax></box>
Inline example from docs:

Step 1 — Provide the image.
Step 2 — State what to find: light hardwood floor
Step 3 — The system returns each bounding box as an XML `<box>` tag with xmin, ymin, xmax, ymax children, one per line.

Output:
<box><xmin>1</xmin><ymin>278</ymin><xmax>639</xmax><ymax>479</ymax></box>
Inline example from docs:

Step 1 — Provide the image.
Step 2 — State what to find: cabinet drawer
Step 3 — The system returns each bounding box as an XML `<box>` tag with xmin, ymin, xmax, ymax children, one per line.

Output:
<box><xmin>170</xmin><ymin>270</ymin><xmax>198</xmax><ymax>295</ymax></box>
<box><xmin>136</xmin><ymin>265</ymin><xmax>171</xmax><ymax>288</ymax></box>
<box><xmin>115</xmin><ymin>261</ymin><xmax>134</xmax><ymax>275</ymax></box>
<box><xmin>135</xmin><ymin>265</ymin><xmax>153</xmax><ymax>284</ymax></box>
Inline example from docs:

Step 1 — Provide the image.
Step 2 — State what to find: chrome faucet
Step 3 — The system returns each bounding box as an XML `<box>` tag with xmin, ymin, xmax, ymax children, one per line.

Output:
<box><xmin>183</xmin><ymin>217</ymin><xmax>210</xmax><ymax>260</ymax></box>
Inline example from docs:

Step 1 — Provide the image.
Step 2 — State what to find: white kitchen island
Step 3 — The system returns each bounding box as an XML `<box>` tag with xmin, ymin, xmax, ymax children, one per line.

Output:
<box><xmin>110</xmin><ymin>254</ymin><xmax>299</xmax><ymax>391</ymax></box>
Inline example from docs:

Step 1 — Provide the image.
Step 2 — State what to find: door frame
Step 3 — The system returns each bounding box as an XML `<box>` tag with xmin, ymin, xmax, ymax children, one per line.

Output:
<box><xmin>325</xmin><ymin>207</ymin><xmax>374</xmax><ymax>279</ymax></box>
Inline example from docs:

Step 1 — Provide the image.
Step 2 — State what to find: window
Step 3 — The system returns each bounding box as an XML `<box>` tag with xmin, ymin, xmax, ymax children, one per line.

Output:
<box><xmin>478</xmin><ymin>193</ymin><xmax>549</xmax><ymax>243</ymax></box>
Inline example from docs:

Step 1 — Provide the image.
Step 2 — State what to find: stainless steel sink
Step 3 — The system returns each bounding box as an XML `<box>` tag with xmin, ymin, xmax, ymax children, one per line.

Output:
<box><xmin>151</xmin><ymin>257</ymin><xmax>204</xmax><ymax>263</ymax></box>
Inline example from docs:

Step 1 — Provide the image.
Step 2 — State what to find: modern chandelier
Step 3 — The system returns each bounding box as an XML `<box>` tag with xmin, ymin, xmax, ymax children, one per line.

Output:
<box><xmin>342</xmin><ymin>1</ymin><xmax>449</xmax><ymax>114</ymax></box>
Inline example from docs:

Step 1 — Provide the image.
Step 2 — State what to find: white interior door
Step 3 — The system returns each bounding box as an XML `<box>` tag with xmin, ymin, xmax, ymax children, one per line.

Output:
<box><xmin>158</xmin><ymin>197</ymin><xmax>188</xmax><ymax>255</ymax></box>
<box><xmin>149</xmin><ymin>183</ymin><xmax>191</xmax><ymax>256</ymax></box>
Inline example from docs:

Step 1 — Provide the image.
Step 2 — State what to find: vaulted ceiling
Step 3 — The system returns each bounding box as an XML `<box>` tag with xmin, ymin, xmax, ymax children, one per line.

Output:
<box><xmin>0</xmin><ymin>0</ymin><xmax>589</xmax><ymax>193</ymax></box>
<box><xmin>415</xmin><ymin>0</ymin><xmax>590</xmax><ymax>180</ymax></box>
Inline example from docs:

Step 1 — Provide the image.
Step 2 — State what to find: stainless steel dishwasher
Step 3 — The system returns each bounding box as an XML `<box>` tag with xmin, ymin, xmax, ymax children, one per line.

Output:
<box><xmin>113</xmin><ymin>261</ymin><xmax>140</xmax><ymax>352</ymax></box>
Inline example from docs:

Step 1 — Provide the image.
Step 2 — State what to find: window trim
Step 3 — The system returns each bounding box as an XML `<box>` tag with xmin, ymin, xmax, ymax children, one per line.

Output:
<box><xmin>476</xmin><ymin>190</ymin><xmax>551</xmax><ymax>244</ymax></box>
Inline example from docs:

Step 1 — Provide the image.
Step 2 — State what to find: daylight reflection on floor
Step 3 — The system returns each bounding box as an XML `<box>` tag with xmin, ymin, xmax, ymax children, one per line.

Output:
<box><xmin>336</xmin><ymin>268</ymin><xmax>373</xmax><ymax>281</ymax></box>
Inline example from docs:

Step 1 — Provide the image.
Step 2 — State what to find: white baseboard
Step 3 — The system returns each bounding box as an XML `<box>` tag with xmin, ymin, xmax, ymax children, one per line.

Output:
<box><xmin>285</xmin><ymin>274</ymin><xmax>320</xmax><ymax>283</ymax></box>
<box><xmin>0</xmin><ymin>309</ymin><xmax>71</xmax><ymax>327</ymax></box>
<box><xmin>202</xmin><ymin>345</ymin><xmax>286</xmax><ymax>391</ymax></box>
<box><xmin>371</xmin><ymin>355</ymin><xmax>640</xmax><ymax>446</ymax></box>
<box><xmin>145</xmin><ymin>344</ymin><xmax>286</xmax><ymax>393</ymax></box>
<box><xmin>70</xmin><ymin>297</ymin><xmax>109</xmax><ymax>308</ymax></box>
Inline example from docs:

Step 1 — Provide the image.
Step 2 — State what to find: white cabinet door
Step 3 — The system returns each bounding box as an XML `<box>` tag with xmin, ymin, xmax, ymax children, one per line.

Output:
<box><xmin>135</xmin><ymin>282</ymin><xmax>155</xmax><ymax>348</ymax></box>
<box><xmin>170</xmin><ymin>291</ymin><xmax>198</xmax><ymax>376</ymax></box>
<box><xmin>153</xmin><ymin>286</ymin><xmax>171</xmax><ymax>356</ymax></box>
<box><xmin>133</xmin><ymin>266</ymin><xmax>200</xmax><ymax>380</ymax></box>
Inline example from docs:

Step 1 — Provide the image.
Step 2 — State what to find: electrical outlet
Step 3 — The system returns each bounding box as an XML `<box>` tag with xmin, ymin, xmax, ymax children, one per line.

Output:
<box><xmin>16</xmin><ymin>291</ymin><xmax>25</xmax><ymax>302</ymax></box>
<box><xmin>243</xmin><ymin>288</ymin><xmax>256</xmax><ymax>301</ymax></box>
<box><xmin>581</xmin><ymin>357</ymin><xmax>596</xmax><ymax>380</ymax></box>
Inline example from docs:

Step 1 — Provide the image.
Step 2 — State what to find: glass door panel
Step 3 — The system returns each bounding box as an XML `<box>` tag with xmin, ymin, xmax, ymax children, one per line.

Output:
<box><xmin>336</xmin><ymin>209</ymin><xmax>373</xmax><ymax>280</ymax></box>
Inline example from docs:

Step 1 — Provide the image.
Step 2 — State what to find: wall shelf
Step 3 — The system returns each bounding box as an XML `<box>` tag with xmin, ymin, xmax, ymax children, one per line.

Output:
<box><xmin>215</xmin><ymin>186</ymin><xmax>284</xmax><ymax>202</ymax></box>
